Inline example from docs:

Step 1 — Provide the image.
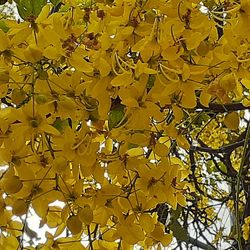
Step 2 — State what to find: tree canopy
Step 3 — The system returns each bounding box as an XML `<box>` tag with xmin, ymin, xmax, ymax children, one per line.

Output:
<box><xmin>0</xmin><ymin>0</ymin><xmax>250</xmax><ymax>249</ymax></box>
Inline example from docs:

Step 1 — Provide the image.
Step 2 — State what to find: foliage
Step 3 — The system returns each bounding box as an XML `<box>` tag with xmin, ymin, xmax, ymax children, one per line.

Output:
<box><xmin>0</xmin><ymin>0</ymin><xmax>249</xmax><ymax>249</ymax></box>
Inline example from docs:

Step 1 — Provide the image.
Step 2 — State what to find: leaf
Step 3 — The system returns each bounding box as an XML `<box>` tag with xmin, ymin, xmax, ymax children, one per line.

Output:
<box><xmin>78</xmin><ymin>205</ymin><xmax>93</xmax><ymax>225</ymax></box>
<box><xmin>218</xmin><ymin>162</ymin><xmax>228</xmax><ymax>174</ymax></box>
<box><xmin>52</xmin><ymin>118</ymin><xmax>69</xmax><ymax>133</ymax></box>
<box><xmin>126</xmin><ymin>147</ymin><xmax>144</xmax><ymax>157</ymax></box>
<box><xmin>2</xmin><ymin>236</ymin><xmax>19</xmax><ymax>249</ymax></box>
<box><xmin>66</xmin><ymin>215</ymin><xmax>82</xmax><ymax>235</ymax></box>
<box><xmin>7</xmin><ymin>221</ymin><xmax>23</xmax><ymax>237</ymax></box>
<box><xmin>219</xmin><ymin>74</ymin><xmax>235</xmax><ymax>91</ymax></box>
<box><xmin>154</xmin><ymin>142</ymin><xmax>169</xmax><ymax>157</ymax></box>
<box><xmin>0</xmin><ymin>20</ymin><xmax>9</xmax><ymax>32</ymax></box>
<box><xmin>197</xmin><ymin>41</ymin><xmax>210</xmax><ymax>56</ymax></box>
<box><xmin>50</xmin><ymin>0</ymin><xmax>61</xmax><ymax>6</ymax></box>
<box><xmin>0</xmin><ymin>69</ymin><xmax>9</xmax><ymax>84</ymax></box>
<box><xmin>12</xmin><ymin>199</ymin><xmax>28</xmax><ymax>216</ymax></box>
<box><xmin>147</xmin><ymin>75</ymin><xmax>155</xmax><ymax>89</ymax></box>
<box><xmin>224</xmin><ymin>112</ymin><xmax>239</xmax><ymax>130</ymax></box>
<box><xmin>54</xmin><ymin>223</ymin><xmax>66</xmax><ymax>238</ymax></box>
<box><xmin>150</xmin><ymin>223</ymin><xmax>165</xmax><ymax>241</ymax></box>
<box><xmin>52</xmin><ymin>156</ymin><xmax>68</xmax><ymax>173</ymax></box>
<box><xmin>108</xmin><ymin>105</ymin><xmax>126</xmax><ymax>129</ymax></box>
<box><xmin>170</xmin><ymin>220</ymin><xmax>188</xmax><ymax>242</ymax></box>
<box><xmin>11</xmin><ymin>88</ymin><xmax>26</xmax><ymax>105</ymax></box>
<box><xmin>1</xmin><ymin>176</ymin><xmax>23</xmax><ymax>194</ymax></box>
<box><xmin>32</xmin><ymin>199</ymin><xmax>49</xmax><ymax>219</ymax></box>
<box><xmin>16</xmin><ymin>0</ymin><xmax>47</xmax><ymax>20</ymax></box>
<box><xmin>35</xmin><ymin>94</ymin><xmax>48</xmax><ymax>105</ymax></box>
<box><xmin>32</xmin><ymin>0</ymin><xmax>47</xmax><ymax>16</ymax></box>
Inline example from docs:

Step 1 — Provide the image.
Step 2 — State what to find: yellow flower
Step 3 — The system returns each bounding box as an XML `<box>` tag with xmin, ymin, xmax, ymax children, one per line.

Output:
<box><xmin>23</xmin><ymin>44</ymin><xmax>43</xmax><ymax>63</ymax></box>
<box><xmin>0</xmin><ymin>29</ymin><xmax>10</xmax><ymax>52</ymax></box>
<box><xmin>242</xmin><ymin>216</ymin><xmax>250</xmax><ymax>241</ymax></box>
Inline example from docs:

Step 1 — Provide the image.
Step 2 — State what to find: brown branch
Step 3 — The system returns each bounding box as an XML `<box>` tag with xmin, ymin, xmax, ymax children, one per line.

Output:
<box><xmin>189</xmin><ymin>148</ymin><xmax>230</xmax><ymax>202</ymax></box>
<box><xmin>188</xmin><ymin>234</ymin><xmax>217</xmax><ymax>250</ymax></box>
<box><xmin>193</xmin><ymin>139</ymin><xmax>250</xmax><ymax>155</ymax></box>
<box><xmin>193</xmin><ymin>137</ymin><xmax>250</xmax><ymax>179</ymax></box>
<box><xmin>195</xmin><ymin>102</ymin><xmax>250</xmax><ymax>113</ymax></box>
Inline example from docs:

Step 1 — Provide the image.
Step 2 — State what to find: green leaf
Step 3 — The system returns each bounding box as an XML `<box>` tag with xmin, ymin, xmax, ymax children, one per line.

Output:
<box><xmin>52</xmin><ymin>118</ymin><xmax>69</xmax><ymax>134</ymax></box>
<box><xmin>108</xmin><ymin>105</ymin><xmax>126</xmax><ymax>130</ymax></box>
<box><xmin>195</xmin><ymin>113</ymin><xmax>211</xmax><ymax>126</ymax></box>
<box><xmin>89</xmin><ymin>109</ymin><xmax>99</xmax><ymax>122</ymax></box>
<box><xmin>147</xmin><ymin>75</ymin><xmax>155</xmax><ymax>89</ymax></box>
<box><xmin>128</xmin><ymin>143</ymin><xmax>138</xmax><ymax>149</ymax></box>
<box><xmin>207</xmin><ymin>164</ymin><xmax>215</xmax><ymax>174</ymax></box>
<box><xmin>0</xmin><ymin>20</ymin><xmax>9</xmax><ymax>32</ymax></box>
<box><xmin>16</xmin><ymin>0</ymin><xmax>47</xmax><ymax>20</ymax></box>
<box><xmin>218</xmin><ymin>162</ymin><xmax>227</xmax><ymax>174</ymax></box>
<box><xmin>50</xmin><ymin>0</ymin><xmax>61</xmax><ymax>6</ymax></box>
<box><xmin>170</xmin><ymin>220</ymin><xmax>188</xmax><ymax>242</ymax></box>
<box><xmin>33</xmin><ymin>0</ymin><xmax>47</xmax><ymax>16</ymax></box>
<box><xmin>210</xmin><ymin>179</ymin><xmax>215</xmax><ymax>186</ymax></box>
<box><xmin>171</xmin><ymin>206</ymin><xmax>182</xmax><ymax>220</ymax></box>
<box><xmin>170</xmin><ymin>207</ymin><xmax>188</xmax><ymax>242</ymax></box>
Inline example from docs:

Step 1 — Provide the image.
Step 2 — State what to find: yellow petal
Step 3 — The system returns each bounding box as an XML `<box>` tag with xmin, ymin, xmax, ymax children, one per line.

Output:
<box><xmin>241</xmin><ymin>78</ymin><xmax>250</xmax><ymax>89</ymax></box>
<box><xmin>43</xmin><ymin>45</ymin><xmax>60</xmax><ymax>60</ymax></box>
<box><xmin>154</xmin><ymin>142</ymin><xmax>169</xmax><ymax>157</ymax></box>
<box><xmin>176</xmin><ymin>192</ymin><xmax>186</xmax><ymax>207</ymax></box>
<box><xmin>23</xmin><ymin>45</ymin><xmax>43</xmax><ymax>63</ymax></box>
<box><xmin>12</xmin><ymin>199</ymin><xmax>28</xmax><ymax>216</ymax></box>
<box><xmin>121</xmin><ymin>97</ymin><xmax>139</xmax><ymax>108</ymax></box>
<box><xmin>52</xmin><ymin>156</ymin><xmax>68</xmax><ymax>173</ymax></box>
<box><xmin>224</xmin><ymin>112</ymin><xmax>239</xmax><ymax>131</ymax></box>
<box><xmin>126</xmin><ymin>147</ymin><xmax>144</xmax><ymax>157</ymax></box>
<box><xmin>185</xmin><ymin>31</ymin><xmax>203</xmax><ymax>50</ymax></box>
<box><xmin>139</xmin><ymin>214</ymin><xmax>155</xmax><ymax>234</ymax></box>
<box><xmin>0</xmin><ymin>69</ymin><xmax>9</xmax><ymax>84</ymax></box>
<box><xmin>98</xmin><ymin>57</ymin><xmax>111</xmax><ymax>77</ymax></box>
<box><xmin>172</xmin><ymin>105</ymin><xmax>183</xmax><ymax>123</ymax></box>
<box><xmin>66</xmin><ymin>215</ymin><xmax>82</xmax><ymax>235</ymax></box>
<box><xmin>162</xmin><ymin>46</ymin><xmax>183</xmax><ymax>61</ymax></box>
<box><xmin>1</xmin><ymin>176</ymin><xmax>23</xmax><ymax>195</ymax></box>
<box><xmin>180</xmin><ymin>87</ymin><xmax>196</xmax><ymax>108</ymax></box>
<box><xmin>161</xmin><ymin>233</ymin><xmax>173</xmax><ymax>247</ymax></box>
<box><xmin>78</xmin><ymin>205</ymin><xmax>93</xmax><ymax>225</ymax></box>
<box><xmin>200</xmin><ymin>90</ymin><xmax>211</xmax><ymax>107</ymax></box>
<box><xmin>0</xmin><ymin>29</ymin><xmax>10</xmax><ymax>51</ymax></box>
<box><xmin>40</xmin><ymin>124</ymin><xmax>61</xmax><ymax>135</ymax></box>
<box><xmin>111</xmin><ymin>72</ymin><xmax>133</xmax><ymax>87</ymax></box>
<box><xmin>69</xmin><ymin>53</ymin><xmax>93</xmax><ymax>73</ymax></box>
<box><xmin>182</xmin><ymin>63</ymin><xmax>190</xmax><ymax>81</ymax></box>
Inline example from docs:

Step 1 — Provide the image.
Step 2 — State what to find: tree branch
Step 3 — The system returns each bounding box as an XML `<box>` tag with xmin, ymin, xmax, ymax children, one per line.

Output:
<box><xmin>195</xmin><ymin>102</ymin><xmax>249</xmax><ymax>113</ymax></box>
<box><xmin>188</xmin><ymin>236</ymin><xmax>217</xmax><ymax>250</ymax></box>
